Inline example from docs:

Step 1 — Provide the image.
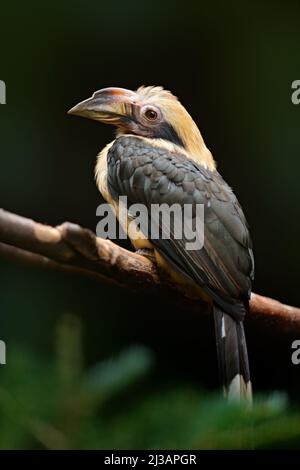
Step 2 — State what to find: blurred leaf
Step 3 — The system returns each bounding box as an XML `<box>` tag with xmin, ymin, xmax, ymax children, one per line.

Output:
<box><xmin>55</xmin><ymin>312</ymin><xmax>83</xmax><ymax>388</ymax></box>
<box><xmin>84</xmin><ymin>345</ymin><xmax>154</xmax><ymax>398</ymax></box>
<box><xmin>0</xmin><ymin>317</ymin><xmax>299</xmax><ymax>450</ymax></box>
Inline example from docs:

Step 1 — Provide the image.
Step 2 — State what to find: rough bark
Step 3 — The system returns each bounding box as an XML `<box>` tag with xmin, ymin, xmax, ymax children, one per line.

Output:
<box><xmin>1</xmin><ymin>208</ymin><xmax>300</xmax><ymax>336</ymax></box>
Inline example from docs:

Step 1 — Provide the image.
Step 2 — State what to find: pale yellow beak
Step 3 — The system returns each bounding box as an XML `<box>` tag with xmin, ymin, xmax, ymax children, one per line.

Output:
<box><xmin>68</xmin><ymin>87</ymin><xmax>137</xmax><ymax>125</ymax></box>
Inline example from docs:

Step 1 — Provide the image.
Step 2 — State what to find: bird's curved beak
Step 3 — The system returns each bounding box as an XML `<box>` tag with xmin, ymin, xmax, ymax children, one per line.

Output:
<box><xmin>67</xmin><ymin>87</ymin><xmax>136</xmax><ymax>125</ymax></box>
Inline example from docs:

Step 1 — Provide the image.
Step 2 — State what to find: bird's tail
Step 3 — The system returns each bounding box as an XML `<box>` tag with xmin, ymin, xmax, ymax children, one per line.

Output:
<box><xmin>213</xmin><ymin>305</ymin><xmax>252</xmax><ymax>403</ymax></box>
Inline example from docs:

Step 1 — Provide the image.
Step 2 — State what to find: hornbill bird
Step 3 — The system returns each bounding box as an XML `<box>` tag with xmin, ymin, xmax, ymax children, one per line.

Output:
<box><xmin>68</xmin><ymin>86</ymin><xmax>254</xmax><ymax>401</ymax></box>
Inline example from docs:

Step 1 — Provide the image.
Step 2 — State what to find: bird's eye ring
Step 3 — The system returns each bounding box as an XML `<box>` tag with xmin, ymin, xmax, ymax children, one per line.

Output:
<box><xmin>143</xmin><ymin>107</ymin><xmax>159</xmax><ymax>121</ymax></box>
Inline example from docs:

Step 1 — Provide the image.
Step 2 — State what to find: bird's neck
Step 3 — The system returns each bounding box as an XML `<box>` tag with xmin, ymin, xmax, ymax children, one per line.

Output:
<box><xmin>185</xmin><ymin>134</ymin><xmax>215</xmax><ymax>171</ymax></box>
<box><xmin>174</xmin><ymin>115</ymin><xmax>216</xmax><ymax>170</ymax></box>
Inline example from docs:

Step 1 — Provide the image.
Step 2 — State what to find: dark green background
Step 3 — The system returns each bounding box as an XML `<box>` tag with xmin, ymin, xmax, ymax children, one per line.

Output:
<box><xmin>0</xmin><ymin>0</ymin><xmax>300</xmax><ymax>449</ymax></box>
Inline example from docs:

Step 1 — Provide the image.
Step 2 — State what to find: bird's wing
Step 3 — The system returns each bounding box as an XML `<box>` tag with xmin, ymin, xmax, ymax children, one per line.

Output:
<box><xmin>107</xmin><ymin>136</ymin><xmax>254</xmax><ymax>319</ymax></box>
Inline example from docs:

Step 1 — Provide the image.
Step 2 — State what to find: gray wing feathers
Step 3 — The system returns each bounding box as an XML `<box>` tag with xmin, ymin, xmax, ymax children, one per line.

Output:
<box><xmin>107</xmin><ymin>136</ymin><xmax>254</xmax><ymax>319</ymax></box>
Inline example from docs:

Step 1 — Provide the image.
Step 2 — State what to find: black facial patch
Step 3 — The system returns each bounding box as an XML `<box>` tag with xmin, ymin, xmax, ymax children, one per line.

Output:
<box><xmin>152</xmin><ymin>122</ymin><xmax>185</xmax><ymax>148</ymax></box>
<box><xmin>119</xmin><ymin>109</ymin><xmax>185</xmax><ymax>149</ymax></box>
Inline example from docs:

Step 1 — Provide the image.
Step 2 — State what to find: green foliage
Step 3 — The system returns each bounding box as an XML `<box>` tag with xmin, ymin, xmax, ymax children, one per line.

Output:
<box><xmin>0</xmin><ymin>313</ymin><xmax>299</xmax><ymax>450</ymax></box>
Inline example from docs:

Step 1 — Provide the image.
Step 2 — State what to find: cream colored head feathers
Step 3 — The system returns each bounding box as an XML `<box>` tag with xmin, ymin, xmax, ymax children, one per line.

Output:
<box><xmin>134</xmin><ymin>86</ymin><xmax>215</xmax><ymax>170</ymax></box>
<box><xmin>68</xmin><ymin>85</ymin><xmax>215</xmax><ymax>170</ymax></box>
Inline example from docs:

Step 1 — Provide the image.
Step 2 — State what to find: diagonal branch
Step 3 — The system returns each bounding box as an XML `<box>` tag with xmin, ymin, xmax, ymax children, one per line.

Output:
<box><xmin>1</xmin><ymin>208</ymin><xmax>300</xmax><ymax>336</ymax></box>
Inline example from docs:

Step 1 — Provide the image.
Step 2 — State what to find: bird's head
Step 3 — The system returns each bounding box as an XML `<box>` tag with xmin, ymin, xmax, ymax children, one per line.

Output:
<box><xmin>68</xmin><ymin>86</ymin><xmax>214</xmax><ymax>168</ymax></box>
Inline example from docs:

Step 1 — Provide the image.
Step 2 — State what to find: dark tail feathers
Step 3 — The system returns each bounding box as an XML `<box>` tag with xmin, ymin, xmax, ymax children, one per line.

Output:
<box><xmin>213</xmin><ymin>305</ymin><xmax>252</xmax><ymax>402</ymax></box>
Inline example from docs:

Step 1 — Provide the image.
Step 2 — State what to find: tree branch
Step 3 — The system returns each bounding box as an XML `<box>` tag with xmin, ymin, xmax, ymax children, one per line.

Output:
<box><xmin>1</xmin><ymin>208</ymin><xmax>300</xmax><ymax>336</ymax></box>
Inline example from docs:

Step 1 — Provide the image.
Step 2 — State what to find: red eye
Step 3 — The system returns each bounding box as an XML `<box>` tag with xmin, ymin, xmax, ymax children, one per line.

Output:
<box><xmin>144</xmin><ymin>108</ymin><xmax>158</xmax><ymax>121</ymax></box>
